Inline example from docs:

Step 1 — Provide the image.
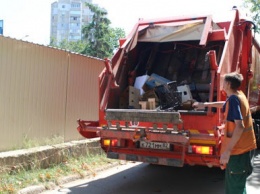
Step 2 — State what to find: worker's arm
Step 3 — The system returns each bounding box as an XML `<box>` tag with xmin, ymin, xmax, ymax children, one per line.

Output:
<box><xmin>219</xmin><ymin>119</ymin><xmax>244</xmax><ymax>165</ymax></box>
<box><xmin>192</xmin><ymin>101</ymin><xmax>225</xmax><ymax>109</ymax></box>
<box><xmin>250</xmin><ymin>105</ymin><xmax>260</xmax><ymax>114</ymax></box>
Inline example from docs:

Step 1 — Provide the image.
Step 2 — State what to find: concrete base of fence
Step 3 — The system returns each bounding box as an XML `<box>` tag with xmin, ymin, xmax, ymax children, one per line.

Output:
<box><xmin>0</xmin><ymin>138</ymin><xmax>102</xmax><ymax>174</ymax></box>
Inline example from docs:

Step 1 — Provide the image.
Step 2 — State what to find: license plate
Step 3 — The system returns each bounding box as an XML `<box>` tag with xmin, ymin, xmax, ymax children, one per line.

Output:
<box><xmin>140</xmin><ymin>141</ymin><xmax>170</xmax><ymax>150</ymax></box>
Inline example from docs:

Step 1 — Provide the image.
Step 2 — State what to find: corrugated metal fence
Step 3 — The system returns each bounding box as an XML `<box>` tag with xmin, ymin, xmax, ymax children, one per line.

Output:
<box><xmin>0</xmin><ymin>36</ymin><xmax>104</xmax><ymax>151</ymax></box>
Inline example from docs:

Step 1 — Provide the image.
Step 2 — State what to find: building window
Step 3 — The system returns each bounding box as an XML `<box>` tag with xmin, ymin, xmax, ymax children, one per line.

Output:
<box><xmin>70</xmin><ymin>16</ymin><xmax>78</xmax><ymax>21</ymax></box>
<box><xmin>72</xmin><ymin>3</ymin><xmax>80</xmax><ymax>8</ymax></box>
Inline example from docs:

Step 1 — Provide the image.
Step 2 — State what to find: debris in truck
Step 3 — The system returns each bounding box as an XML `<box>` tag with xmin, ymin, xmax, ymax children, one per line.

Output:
<box><xmin>119</xmin><ymin>86</ymin><xmax>140</xmax><ymax>109</ymax></box>
<box><xmin>154</xmin><ymin>81</ymin><xmax>182</xmax><ymax>110</ymax></box>
<box><xmin>139</xmin><ymin>101</ymin><xmax>148</xmax><ymax>109</ymax></box>
<box><xmin>148</xmin><ymin>98</ymin><xmax>156</xmax><ymax>109</ymax></box>
<box><xmin>134</xmin><ymin>75</ymin><xmax>150</xmax><ymax>95</ymax></box>
<box><xmin>143</xmin><ymin>73</ymin><xmax>171</xmax><ymax>92</ymax></box>
<box><xmin>177</xmin><ymin>85</ymin><xmax>193</xmax><ymax>103</ymax></box>
<box><xmin>138</xmin><ymin>98</ymin><xmax>156</xmax><ymax>110</ymax></box>
<box><xmin>141</xmin><ymin>89</ymin><xmax>159</xmax><ymax>107</ymax></box>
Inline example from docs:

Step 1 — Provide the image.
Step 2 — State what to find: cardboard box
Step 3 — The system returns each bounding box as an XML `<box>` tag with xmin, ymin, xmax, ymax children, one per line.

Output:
<box><xmin>119</xmin><ymin>86</ymin><xmax>140</xmax><ymax>109</ymax></box>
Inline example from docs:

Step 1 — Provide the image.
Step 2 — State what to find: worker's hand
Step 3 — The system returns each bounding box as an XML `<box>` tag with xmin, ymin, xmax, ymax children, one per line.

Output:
<box><xmin>220</xmin><ymin>150</ymin><xmax>231</xmax><ymax>169</ymax></box>
<box><xmin>192</xmin><ymin>102</ymin><xmax>205</xmax><ymax>110</ymax></box>
<box><xmin>250</xmin><ymin>106</ymin><xmax>260</xmax><ymax>114</ymax></box>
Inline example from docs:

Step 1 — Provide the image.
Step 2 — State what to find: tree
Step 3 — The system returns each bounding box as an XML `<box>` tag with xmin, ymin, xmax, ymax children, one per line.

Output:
<box><xmin>243</xmin><ymin>0</ymin><xmax>259</xmax><ymax>33</ymax></box>
<box><xmin>82</xmin><ymin>2</ymin><xmax>125</xmax><ymax>59</ymax></box>
<box><xmin>49</xmin><ymin>3</ymin><xmax>125</xmax><ymax>58</ymax></box>
<box><xmin>49</xmin><ymin>37</ymin><xmax>88</xmax><ymax>54</ymax></box>
<box><xmin>110</xmin><ymin>27</ymin><xmax>126</xmax><ymax>53</ymax></box>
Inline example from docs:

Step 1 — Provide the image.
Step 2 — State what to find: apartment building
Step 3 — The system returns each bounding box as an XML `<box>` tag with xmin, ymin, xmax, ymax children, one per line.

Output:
<box><xmin>50</xmin><ymin>0</ymin><xmax>93</xmax><ymax>43</ymax></box>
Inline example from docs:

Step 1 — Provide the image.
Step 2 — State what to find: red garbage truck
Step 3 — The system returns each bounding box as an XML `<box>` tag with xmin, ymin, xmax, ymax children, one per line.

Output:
<box><xmin>77</xmin><ymin>8</ymin><xmax>260</xmax><ymax>168</ymax></box>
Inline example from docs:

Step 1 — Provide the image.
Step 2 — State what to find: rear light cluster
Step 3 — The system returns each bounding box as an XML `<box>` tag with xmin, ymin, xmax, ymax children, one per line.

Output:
<box><xmin>103</xmin><ymin>139</ymin><xmax>118</xmax><ymax>147</ymax></box>
<box><xmin>103</xmin><ymin>139</ymin><xmax>127</xmax><ymax>147</ymax></box>
<box><xmin>188</xmin><ymin>145</ymin><xmax>213</xmax><ymax>155</ymax></box>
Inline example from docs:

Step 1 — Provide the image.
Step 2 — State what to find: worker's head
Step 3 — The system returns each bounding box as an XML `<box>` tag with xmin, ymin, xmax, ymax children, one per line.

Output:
<box><xmin>223</xmin><ymin>72</ymin><xmax>243</xmax><ymax>91</ymax></box>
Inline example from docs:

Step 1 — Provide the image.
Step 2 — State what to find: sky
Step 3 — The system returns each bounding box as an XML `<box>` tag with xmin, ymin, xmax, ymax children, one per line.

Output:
<box><xmin>0</xmin><ymin>0</ymin><xmax>245</xmax><ymax>45</ymax></box>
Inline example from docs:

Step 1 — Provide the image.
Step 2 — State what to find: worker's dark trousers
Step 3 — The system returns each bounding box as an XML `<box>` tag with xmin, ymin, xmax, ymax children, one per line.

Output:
<box><xmin>225</xmin><ymin>151</ymin><xmax>253</xmax><ymax>194</ymax></box>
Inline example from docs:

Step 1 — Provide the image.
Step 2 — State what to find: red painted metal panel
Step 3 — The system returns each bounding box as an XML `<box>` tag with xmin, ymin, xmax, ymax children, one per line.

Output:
<box><xmin>200</xmin><ymin>15</ymin><xmax>212</xmax><ymax>46</ymax></box>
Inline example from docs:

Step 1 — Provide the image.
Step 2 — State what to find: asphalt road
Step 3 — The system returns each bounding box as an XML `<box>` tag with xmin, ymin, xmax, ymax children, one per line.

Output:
<box><xmin>42</xmin><ymin>150</ymin><xmax>260</xmax><ymax>194</ymax></box>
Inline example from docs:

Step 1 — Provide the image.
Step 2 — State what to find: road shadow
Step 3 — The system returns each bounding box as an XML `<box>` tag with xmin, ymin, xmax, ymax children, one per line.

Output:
<box><xmin>60</xmin><ymin>162</ymin><xmax>225</xmax><ymax>194</ymax></box>
<box><xmin>55</xmin><ymin>150</ymin><xmax>260</xmax><ymax>194</ymax></box>
<box><xmin>247</xmin><ymin>149</ymin><xmax>260</xmax><ymax>190</ymax></box>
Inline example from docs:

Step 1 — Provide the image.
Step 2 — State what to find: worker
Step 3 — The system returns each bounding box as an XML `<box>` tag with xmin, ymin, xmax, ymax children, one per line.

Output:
<box><xmin>193</xmin><ymin>72</ymin><xmax>257</xmax><ymax>194</ymax></box>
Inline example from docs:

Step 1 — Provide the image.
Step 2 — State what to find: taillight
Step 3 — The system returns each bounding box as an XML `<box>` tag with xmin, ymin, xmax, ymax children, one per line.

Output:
<box><xmin>103</xmin><ymin>139</ymin><xmax>118</xmax><ymax>147</ymax></box>
<box><xmin>190</xmin><ymin>145</ymin><xmax>213</xmax><ymax>155</ymax></box>
<box><xmin>103</xmin><ymin>139</ymin><xmax>110</xmax><ymax>146</ymax></box>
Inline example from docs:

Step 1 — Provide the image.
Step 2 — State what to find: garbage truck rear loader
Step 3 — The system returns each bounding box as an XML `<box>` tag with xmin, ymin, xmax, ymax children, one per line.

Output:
<box><xmin>78</xmin><ymin>8</ymin><xmax>260</xmax><ymax>168</ymax></box>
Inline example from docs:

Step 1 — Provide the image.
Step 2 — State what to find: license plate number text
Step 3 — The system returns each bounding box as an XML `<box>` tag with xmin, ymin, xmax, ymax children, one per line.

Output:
<box><xmin>140</xmin><ymin>141</ymin><xmax>170</xmax><ymax>150</ymax></box>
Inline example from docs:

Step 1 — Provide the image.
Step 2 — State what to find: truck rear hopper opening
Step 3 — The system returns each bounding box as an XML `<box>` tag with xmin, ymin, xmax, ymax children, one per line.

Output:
<box><xmin>108</xmin><ymin>40</ymin><xmax>224</xmax><ymax>112</ymax></box>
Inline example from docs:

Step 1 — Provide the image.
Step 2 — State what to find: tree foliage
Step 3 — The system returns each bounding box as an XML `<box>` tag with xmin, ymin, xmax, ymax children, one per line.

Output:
<box><xmin>49</xmin><ymin>3</ymin><xmax>125</xmax><ymax>59</ymax></box>
<box><xmin>243</xmin><ymin>0</ymin><xmax>260</xmax><ymax>33</ymax></box>
<box><xmin>82</xmin><ymin>2</ymin><xmax>125</xmax><ymax>59</ymax></box>
<box><xmin>49</xmin><ymin>37</ymin><xmax>87</xmax><ymax>53</ymax></box>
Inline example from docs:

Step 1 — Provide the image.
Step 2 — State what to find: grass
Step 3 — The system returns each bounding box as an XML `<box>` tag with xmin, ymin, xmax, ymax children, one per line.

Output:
<box><xmin>0</xmin><ymin>152</ymin><xmax>116</xmax><ymax>193</ymax></box>
<box><xmin>11</xmin><ymin>135</ymin><xmax>64</xmax><ymax>151</ymax></box>
<box><xmin>1</xmin><ymin>136</ymin><xmax>120</xmax><ymax>193</ymax></box>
